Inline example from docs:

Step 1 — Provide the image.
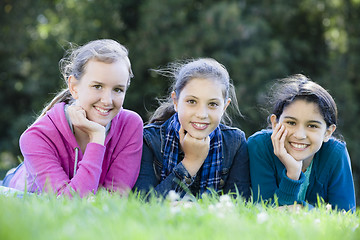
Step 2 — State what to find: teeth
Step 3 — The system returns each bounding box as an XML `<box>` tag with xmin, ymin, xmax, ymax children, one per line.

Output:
<box><xmin>95</xmin><ymin>107</ymin><xmax>109</xmax><ymax>113</ymax></box>
<box><xmin>291</xmin><ymin>143</ymin><xmax>307</xmax><ymax>149</ymax></box>
<box><xmin>193</xmin><ymin>123</ymin><xmax>207</xmax><ymax>128</ymax></box>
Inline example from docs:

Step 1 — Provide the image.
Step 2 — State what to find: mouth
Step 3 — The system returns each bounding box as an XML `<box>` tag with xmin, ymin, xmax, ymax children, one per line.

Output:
<box><xmin>94</xmin><ymin>106</ymin><xmax>112</xmax><ymax>115</ymax></box>
<box><xmin>191</xmin><ymin>122</ymin><xmax>209</xmax><ymax>130</ymax></box>
<box><xmin>289</xmin><ymin>142</ymin><xmax>309</xmax><ymax>150</ymax></box>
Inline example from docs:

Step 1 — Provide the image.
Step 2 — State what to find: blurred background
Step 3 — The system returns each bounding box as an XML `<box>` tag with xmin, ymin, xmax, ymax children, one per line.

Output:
<box><xmin>1</xmin><ymin>0</ymin><xmax>359</xmax><ymax>204</ymax></box>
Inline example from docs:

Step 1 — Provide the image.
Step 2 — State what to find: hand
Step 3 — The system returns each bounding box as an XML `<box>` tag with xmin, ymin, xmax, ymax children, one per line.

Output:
<box><xmin>271</xmin><ymin>123</ymin><xmax>302</xmax><ymax>180</ymax></box>
<box><xmin>277</xmin><ymin>203</ymin><xmax>303</xmax><ymax>212</ymax></box>
<box><xmin>179</xmin><ymin>125</ymin><xmax>210</xmax><ymax>176</ymax></box>
<box><xmin>67</xmin><ymin>105</ymin><xmax>106</xmax><ymax>145</ymax></box>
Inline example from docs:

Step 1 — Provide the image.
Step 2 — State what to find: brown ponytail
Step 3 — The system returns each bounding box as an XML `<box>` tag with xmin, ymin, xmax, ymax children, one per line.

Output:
<box><xmin>36</xmin><ymin>89</ymin><xmax>73</xmax><ymax>120</ymax></box>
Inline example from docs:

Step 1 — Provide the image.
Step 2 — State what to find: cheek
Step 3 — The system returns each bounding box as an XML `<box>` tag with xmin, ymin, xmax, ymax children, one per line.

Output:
<box><xmin>175</xmin><ymin>101</ymin><xmax>187</xmax><ymax>113</ymax></box>
<box><xmin>177</xmin><ymin>112</ymin><xmax>187</xmax><ymax>126</ymax></box>
<box><xmin>212</xmin><ymin>109</ymin><xmax>224</xmax><ymax>122</ymax></box>
<box><xmin>114</xmin><ymin>96</ymin><xmax>125</xmax><ymax>106</ymax></box>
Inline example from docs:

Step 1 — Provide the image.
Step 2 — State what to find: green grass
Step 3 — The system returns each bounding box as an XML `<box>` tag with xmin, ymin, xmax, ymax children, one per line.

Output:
<box><xmin>0</xmin><ymin>190</ymin><xmax>359</xmax><ymax>240</ymax></box>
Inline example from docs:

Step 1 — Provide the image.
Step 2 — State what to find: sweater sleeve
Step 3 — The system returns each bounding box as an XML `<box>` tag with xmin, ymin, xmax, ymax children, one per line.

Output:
<box><xmin>248</xmin><ymin>131</ymin><xmax>305</xmax><ymax>206</ymax></box>
<box><xmin>102</xmin><ymin>113</ymin><xmax>143</xmax><ymax>193</ymax></box>
<box><xmin>326</xmin><ymin>143</ymin><xmax>356</xmax><ymax>211</ymax></box>
<box><xmin>134</xmin><ymin>139</ymin><xmax>194</xmax><ymax>198</ymax></box>
<box><xmin>223</xmin><ymin>131</ymin><xmax>251</xmax><ymax>200</ymax></box>
<box><xmin>20</xmin><ymin>130</ymin><xmax>105</xmax><ymax>197</ymax></box>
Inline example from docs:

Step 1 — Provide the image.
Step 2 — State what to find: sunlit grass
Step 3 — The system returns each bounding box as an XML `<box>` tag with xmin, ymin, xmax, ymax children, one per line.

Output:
<box><xmin>0</xmin><ymin>190</ymin><xmax>359</xmax><ymax>240</ymax></box>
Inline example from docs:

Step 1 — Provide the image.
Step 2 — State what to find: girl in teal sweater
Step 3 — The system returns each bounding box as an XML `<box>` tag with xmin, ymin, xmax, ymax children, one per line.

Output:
<box><xmin>248</xmin><ymin>74</ymin><xmax>355</xmax><ymax>211</ymax></box>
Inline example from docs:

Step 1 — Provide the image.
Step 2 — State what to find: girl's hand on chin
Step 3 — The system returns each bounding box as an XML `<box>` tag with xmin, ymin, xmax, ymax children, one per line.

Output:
<box><xmin>179</xmin><ymin>125</ymin><xmax>210</xmax><ymax>176</ymax></box>
<box><xmin>271</xmin><ymin>123</ymin><xmax>302</xmax><ymax>180</ymax></box>
<box><xmin>67</xmin><ymin>105</ymin><xmax>105</xmax><ymax>144</ymax></box>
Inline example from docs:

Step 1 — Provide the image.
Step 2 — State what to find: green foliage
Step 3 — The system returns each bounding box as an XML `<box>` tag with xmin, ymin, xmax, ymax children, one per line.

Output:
<box><xmin>0</xmin><ymin>191</ymin><xmax>359</xmax><ymax>240</ymax></box>
<box><xmin>1</xmin><ymin>0</ymin><xmax>360</xmax><ymax>204</ymax></box>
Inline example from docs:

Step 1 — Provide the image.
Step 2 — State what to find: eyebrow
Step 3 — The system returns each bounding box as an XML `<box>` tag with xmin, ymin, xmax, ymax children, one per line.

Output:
<box><xmin>91</xmin><ymin>81</ymin><xmax>126</xmax><ymax>88</ymax></box>
<box><xmin>283</xmin><ymin>116</ymin><xmax>323</xmax><ymax>125</ymax></box>
<box><xmin>184</xmin><ymin>95</ymin><xmax>222</xmax><ymax>101</ymax></box>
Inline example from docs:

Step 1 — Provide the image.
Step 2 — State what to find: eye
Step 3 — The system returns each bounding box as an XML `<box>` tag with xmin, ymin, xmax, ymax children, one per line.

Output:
<box><xmin>209</xmin><ymin>102</ymin><xmax>219</xmax><ymax>108</ymax></box>
<box><xmin>93</xmin><ymin>84</ymin><xmax>102</xmax><ymax>90</ymax></box>
<box><xmin>308</xmin><ymin>124</ymin><xmax>319</xmax><ymax>129</ymax></box>
<box><xmin>114</xmin><ymin>87</ymin><xmax>125</xmax><ymax>93</ymax></box>
<box><xmin>285</xmin><ymin>121</ymin><xmax>296</xmax><ymax>126</ymax></box>
<box><xmin>186</xmin><ymin>99</ymin><xmax>196</xmax><ymax>104</ymax></box>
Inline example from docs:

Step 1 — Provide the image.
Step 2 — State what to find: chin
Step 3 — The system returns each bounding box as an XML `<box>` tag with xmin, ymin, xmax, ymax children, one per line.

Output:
<box><xmin>186</xmin><ymin>130</ymin><xmax>210</xmax><ymax>139</ymax></box>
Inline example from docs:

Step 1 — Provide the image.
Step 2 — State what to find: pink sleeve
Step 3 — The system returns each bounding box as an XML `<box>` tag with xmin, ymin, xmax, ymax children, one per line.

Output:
<box><xmin>61</xmin><ymin>143</ymin><xmax>105</xmax><ymax>197</ymax></box>
<box><xmin>20</xmin><ymin>131</ymin><xmax>105</xmax><ymax>197</ymax></box>
<box><xmin>103</xmin><ymin>114</ymin><xmax>143</xmax><ymax>192</ymax></box>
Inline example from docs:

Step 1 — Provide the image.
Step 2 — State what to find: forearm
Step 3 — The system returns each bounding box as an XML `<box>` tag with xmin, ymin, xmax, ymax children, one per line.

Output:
<box><xmin>153</xmin><ymin>162</ymin><xmax>195</xmax><ymax>197</ymax></box>
<box><xmin>26</xmin><ymin>143</ymin><xmax>106</xmax><ymax>198</ymax></box>
<box><xmin>274</xmin><ymin>169</ymin><xmax>305</xmax><ymax>206</ymax></box>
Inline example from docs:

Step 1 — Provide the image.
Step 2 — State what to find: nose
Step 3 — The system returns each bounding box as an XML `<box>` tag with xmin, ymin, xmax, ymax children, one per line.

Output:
<box><xmin>195</xmin><ymin>104</ymin><xmax>208</xmax><ymax>119</ymax></box>
<box><xmin>293</xmin><ymin>125</ymin><xmax>306</xmax><ymax>139</ymax></box>
<box><xmin>100</xmin><ymin>90</ymin><xmax>113</xmax><ymax>106</ymax></box>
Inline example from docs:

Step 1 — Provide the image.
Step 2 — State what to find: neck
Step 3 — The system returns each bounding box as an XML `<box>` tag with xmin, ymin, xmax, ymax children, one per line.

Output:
<box><xmin>302</xmin><ymin>157</ymin><xmax>313</xmax><ymax>172</ymax></box>
<box><xmin>74</xmin><ymin>127</ymin><xmax>90</xmax><ymax>154</ymax></box>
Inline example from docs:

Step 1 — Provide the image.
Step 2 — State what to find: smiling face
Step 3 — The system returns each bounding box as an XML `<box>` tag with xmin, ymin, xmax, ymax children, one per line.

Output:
<box><xmin>69</xmin><ymin>59</ymin><xmax>129</xmax><ymax>126</ymax></box>
<box><xmin>172</xmin><ymin>78</ymin><xmax>230</xmax><ymax>139</ymax></box>
<box><xmin>271</xmin><ymin>99</ymin><xmax>336</xmax><ymax>164</ymax></box>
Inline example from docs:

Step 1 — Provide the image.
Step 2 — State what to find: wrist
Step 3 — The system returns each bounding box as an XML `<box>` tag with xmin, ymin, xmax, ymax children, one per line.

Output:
<box><xmin>286</xmin><ymin>168</ymin><xmax>301</xmax><ymax>180</ymax></box>
<box><xmin>181</xmin><ymin>157</ymin><xmax>202</xmax><ymax>177</ymax></box>
<box><xmin>89</xmin><ymin>131</ymin><xmax>105</xmax><ymax>145</ymax></box>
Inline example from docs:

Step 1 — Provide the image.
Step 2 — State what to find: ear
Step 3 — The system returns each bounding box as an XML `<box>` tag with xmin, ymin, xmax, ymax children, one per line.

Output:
<box><xmin>68</xmin><ymin>75</ymin><xmax>79</xmax><ymax>99</ymax></box>
<box><xmin>171</xmin><ymin>91</ymin><xmax>178</xmax><ymax>112</ymax></box>
<box><xmin>323</xmin><ymin>124</ymin><xmax>336</xmax><ymax>142</ymax></box>
<box><xmin>270</xmin><ymin>114</ymin><xmax>278</xmax><ymax>129</ymax></box>
<box><xmin>223</xmin><ymin>98</ymin><xmax>231</xmax><ymax>113</ymax></box>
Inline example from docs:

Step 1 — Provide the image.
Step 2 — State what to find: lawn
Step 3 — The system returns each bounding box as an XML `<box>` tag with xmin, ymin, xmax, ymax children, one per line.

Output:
<box><xmin>0</xmin><ymin>189</ymin><xmax>359</xmax><ymax>240</ymax></box>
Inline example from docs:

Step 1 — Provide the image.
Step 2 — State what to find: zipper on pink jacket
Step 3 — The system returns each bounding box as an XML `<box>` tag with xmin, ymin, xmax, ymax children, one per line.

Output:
<box><xmin>73</xmin><ymin>147</ymin><xmax>79</xmax><ymax>176</ymax></box>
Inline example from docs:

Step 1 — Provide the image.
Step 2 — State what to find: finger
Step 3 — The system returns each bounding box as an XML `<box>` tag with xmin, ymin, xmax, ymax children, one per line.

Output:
<box><xmin>179</xmin><ymin>125</ymin><xmax>186</xmax><ymax>142</ymax></box>
<box><xmin>280</xmin><ymin>127</ymin><xmax>287</xmax><ymax>141</ymax></box>
<box><xmin>271</xmin><ymin>123</ymin><xmax>281</xmax><ymax>142</ymax></box>
<box><xmin>68</xmin><ymin>106</ymin><xmax>88</xmax><ymax>125</ymax></box>
<box><xmin>271</xmin><ymin>123</ymin><xmax>281</xmax><ymax>139</ymax></box>
<box><xmin>272</xmin><ymin>124</ymin><xmax>285</xmax><ymax>154</ymax></box>
<box><xmin>279</xmin><ymin>128</ymin><xmax>287</xmax><ymax>149</ymax></box>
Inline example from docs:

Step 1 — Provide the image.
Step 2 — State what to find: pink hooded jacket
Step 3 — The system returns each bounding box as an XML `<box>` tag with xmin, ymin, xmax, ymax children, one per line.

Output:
<box><xmin>9</xmin><ymin>102</ymin><xmax>143</xmax><ymax>197</ymax></box>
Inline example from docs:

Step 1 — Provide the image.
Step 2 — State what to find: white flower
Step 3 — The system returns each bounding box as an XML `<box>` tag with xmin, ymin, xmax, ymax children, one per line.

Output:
<box><xmin>326</xmin><ymin>204</ymin><xmax>332</xmax><ymax>211</ymax></box>
<box><xmin>86</xmin><ymin>195</ymin><xmax>95</xmax><ymax>203</ymax></box>
<box><xmin>208</xmin><ymin>204</ymin><xmax>216</xmax><ymax>212</ymax></box>
<box><xmin>217</xmin><ymin>195</ymin><xmax>234</xmax><ymax>210</ymax></box>
<box><xmin>181</xmin><ymin>202</ymin><xmax>194</xmax><ymax>209</ymax></box>
<box><xmin>219</xmin><ymin>194</ymin><xmax>231</xmax><ymax>203</ymax></box>
<box><xmin>314</xmin><ymin>218</ymin><xmax>321</xmax><ymax>224</ymax></box>
<box><xmin>170</xmin><ymin>206</ymin><xmax>181</xmax><ymax>215</ymax></box>
<box><xmin>167</xmin><ymin>190</ymin><xmax>180</xmax><ymax>202</ymax></box>
<box><xmin>257</xmin><ymin>212</ymin><xmax>269</xmax><ymax>224</ymax></box>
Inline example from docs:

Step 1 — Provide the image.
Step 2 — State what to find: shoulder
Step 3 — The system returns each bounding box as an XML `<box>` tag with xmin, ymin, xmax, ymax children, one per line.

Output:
<box><xmin>144</xmin><ymin>121</ymin><xmax>163</xmax><ymax>130</ymax></box>
<box><xmin>219</xmin><ymin>124</ymin><xmax>246</xmax><ymax>141</ymax></box>
<box><xmin>116</xmin><ymin>109</ymin><xmax>143</xmax><ymax>124</ymax></box>
<box><xmin>315</xmin><ymin>138</ymin><xmax>352</xmax><ymax>185</ymax></box>
<box><xmin>319</xmin><ymin>138</ymin><xmax>348</xmax><ymax>160</ymax></box>
<box><xmin>108</xmin><ymin>109</ymin><xmax>144</xmax><ymax>141</ymax></box>
<box><xmin>22</xmin><ymin>103</ymin><xmax>66</xmax><ymax>136</ymax></box>
<box><xmin>110</xmin><ymin>109</ymin><xmax>143</xmax><ymax>133</ymax></box>
<box><xmin>20</xmin><ymin>103</ymin><xmax>69</xmax><ymax>148</ymax></box>
<box><xmin>322</xmin><ymin>138</ymin><xmax>346</xmax><ymax>151</ymax></box>
<box><xmin>143</xmin><ymin>121</ymin><xmax>163</xmax><ymax>138</ymax></box>
<box><xmin>247</xmin><ymin>129</ymin><xmax>274</xmax><ymax>156</ymax></box>
<box><xmin>248</xmin><ymin>129</ymin><xmax>272</xmax><ymax>144</ymax></box>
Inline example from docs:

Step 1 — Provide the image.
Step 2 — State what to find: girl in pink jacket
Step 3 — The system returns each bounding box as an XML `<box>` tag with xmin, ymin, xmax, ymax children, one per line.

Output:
<box><xmin>1</xmin><ymin>39</ymin><xmax>143</xmax><ymax>197</ymax></box>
